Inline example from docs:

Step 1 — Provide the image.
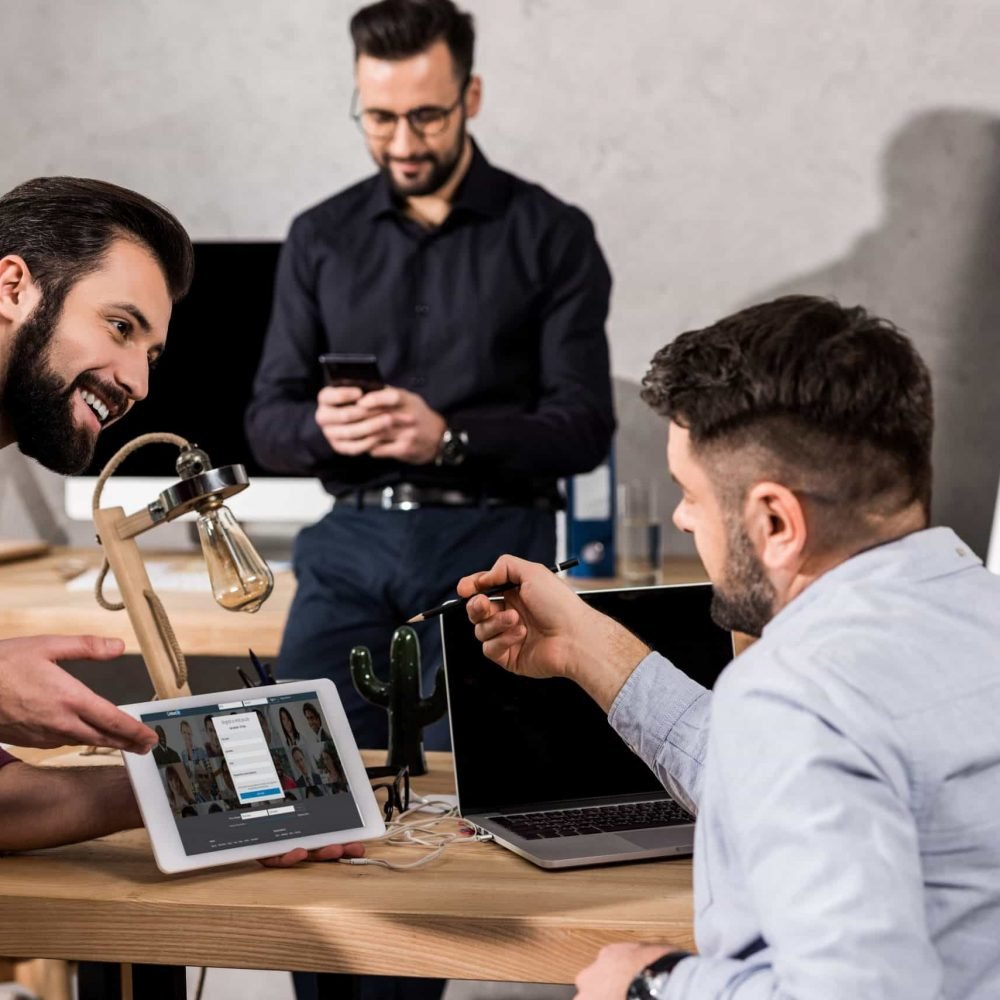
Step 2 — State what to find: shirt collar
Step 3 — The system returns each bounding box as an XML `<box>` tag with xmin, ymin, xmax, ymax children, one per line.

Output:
<box><xmin>761</xmin><ymin>526</ymin><xmax>982</xmax><ymax>637</ymax></box>
<box><xmin>366</xmin><ymin>138</ymin><xmax>509</xmax><ymax>222</ymax></box>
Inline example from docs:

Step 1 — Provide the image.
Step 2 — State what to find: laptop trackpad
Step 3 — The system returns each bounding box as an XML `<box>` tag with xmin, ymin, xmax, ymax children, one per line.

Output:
<box><xmin>621</xmin><ymin>829</ymin><xmax>691</xmax><ymax>850</ymax></box>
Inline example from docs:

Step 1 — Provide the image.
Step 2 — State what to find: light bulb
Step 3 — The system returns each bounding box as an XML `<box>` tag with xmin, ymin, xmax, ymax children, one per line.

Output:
<box><xmin>196</xmin><ymin>504</ymin><xmax>274</xmax><ymax>612</ymax></box>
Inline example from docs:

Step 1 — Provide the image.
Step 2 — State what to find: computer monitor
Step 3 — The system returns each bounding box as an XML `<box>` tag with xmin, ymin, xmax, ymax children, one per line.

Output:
<box><xmin>64</xmin><ymin>242</ymin><xmax>332</xmax><ymax>524</ymax></box>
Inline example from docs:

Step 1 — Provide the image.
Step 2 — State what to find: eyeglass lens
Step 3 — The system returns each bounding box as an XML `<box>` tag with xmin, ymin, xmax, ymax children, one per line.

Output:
<box><xmin>359</xmin><ymin>107</ymin><xmax>453</xmax><ymax>139</ymax></box>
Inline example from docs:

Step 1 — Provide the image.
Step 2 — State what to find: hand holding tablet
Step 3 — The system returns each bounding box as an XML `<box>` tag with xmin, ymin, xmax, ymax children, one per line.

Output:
<box><xmin>119</xmin><ymin>679</ymin><xmax>385</xmax><ymax>873</ymax></box>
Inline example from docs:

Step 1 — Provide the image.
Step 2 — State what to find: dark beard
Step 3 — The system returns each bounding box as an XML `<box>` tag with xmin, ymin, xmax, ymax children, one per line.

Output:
<box><xmin>380</xmin><ymin>118</ymin><xmax>467</xmax><ymax>198</ymax></box>
<box><xmin>2</xmin><ymin>298</ymin><xmax>126</xmax><ymax>475</ymax></box>
<box><xmin>709</xmin><ymin>517</ymin><xmax>777</xmax><ymax>638</ymax></box>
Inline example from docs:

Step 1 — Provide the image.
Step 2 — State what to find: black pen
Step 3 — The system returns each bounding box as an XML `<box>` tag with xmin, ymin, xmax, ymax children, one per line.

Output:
<box><xmin>248</xmin><ymin>648</ymin><xmax>271</xmax><ymax>686</ymax></box>
<box><xmin>236</xmin><ymin>666</ymin><xmax>256</xmax><ymax>689</ymax></box>
<box><xmin>405</xmin><ymin>558</ymin><xmax>579</xmax><ymax>624</ymax></box>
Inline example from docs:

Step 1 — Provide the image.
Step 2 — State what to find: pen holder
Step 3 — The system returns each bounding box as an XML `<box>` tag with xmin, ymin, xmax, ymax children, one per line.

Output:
<box><xmin>350</xmin><ymin>626</ymin><xmax>447</xmax><ymax>777</ymax></box>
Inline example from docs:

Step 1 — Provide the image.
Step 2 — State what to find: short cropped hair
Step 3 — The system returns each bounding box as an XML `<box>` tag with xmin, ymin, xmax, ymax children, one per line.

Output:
<box><xmin>350</xmin><ymin>0</ymin><xmax>475</xmax><ymax>82</ymax></box>
<box><xmin>641</xmin><ymin>296</ymin><xmax>934</xmax><ymax>547</ymax></box>
<box><xmin>0</xmin><ymin>176</ymin><xmax>193</xmax><ymax>312</ymax></box>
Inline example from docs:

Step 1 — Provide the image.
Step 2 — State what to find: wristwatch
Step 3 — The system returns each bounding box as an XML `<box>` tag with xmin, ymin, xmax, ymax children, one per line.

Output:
<box><xmin>435</xmin><ymin>426</ymin><xmax>469</xmax><ymax>467</ymax></box>
<box><xmin>625</xmin><ymin>951</ymin><xmax>691</xmax><ymax>1000</ymax></box>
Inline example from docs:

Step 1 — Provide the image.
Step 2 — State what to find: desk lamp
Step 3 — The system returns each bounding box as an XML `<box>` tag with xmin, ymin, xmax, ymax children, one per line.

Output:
<box><xmin>91</xmin><ymin>432</ymin><xmax>273</xmax><ymax>699</ymax></box>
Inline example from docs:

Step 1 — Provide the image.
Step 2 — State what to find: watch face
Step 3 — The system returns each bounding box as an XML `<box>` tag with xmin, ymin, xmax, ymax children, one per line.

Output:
<box><xmin>441</xmin><ymin>428</ymin><xmax>468</xmax><ymax>466</ymax></box>
<box><xmin>626</xmin><ymin>971</ymin><xmax>653</xmax><ymax>1000</ymax></box>
<box><xmin>628</xmin><ymin>951</ymin><xmax>689</xmax><ymax>999</ymax></box>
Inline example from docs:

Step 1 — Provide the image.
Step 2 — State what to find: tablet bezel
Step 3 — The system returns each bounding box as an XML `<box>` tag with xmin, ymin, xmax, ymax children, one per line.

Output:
<box><xmin>120</xmin><ymin>678</ymin><xmax>386</xmax><ymax>873</ymax></box>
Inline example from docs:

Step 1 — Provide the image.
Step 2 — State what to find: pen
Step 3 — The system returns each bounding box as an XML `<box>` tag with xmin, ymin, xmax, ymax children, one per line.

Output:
<box><xmin>405</xmin><ymin>557</ymin><xmax>579</xmax><ymax>623</ymax></box>
<box><xmin>248</xmin><ymin>648</ymin><xmax>271</xmax><ymax>686</ymax></box>
<box><xmin>236</xmin><ymin>666</ymin><xmax>255</xmax><ymax>689</ymax></box>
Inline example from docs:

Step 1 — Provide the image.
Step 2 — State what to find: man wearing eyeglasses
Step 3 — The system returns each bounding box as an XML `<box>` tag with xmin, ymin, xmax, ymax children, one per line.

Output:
<box><xmin>247</xmin><ymin>0</ymin><xmax>613</xmax><ymax>820</ymax></box>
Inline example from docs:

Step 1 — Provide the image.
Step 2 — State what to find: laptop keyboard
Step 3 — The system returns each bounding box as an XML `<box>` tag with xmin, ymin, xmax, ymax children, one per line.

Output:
<box><xmin>491</xmin><ymin>799</ymin><xmax>694</xmax><ymax>840</ymax></box>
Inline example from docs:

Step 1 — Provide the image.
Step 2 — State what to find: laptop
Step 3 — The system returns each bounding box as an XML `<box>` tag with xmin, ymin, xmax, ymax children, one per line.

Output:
<box><xmin>441</xmin><ymin>583</ymin><xmax>734</xmax><ymax>869</ymax></box>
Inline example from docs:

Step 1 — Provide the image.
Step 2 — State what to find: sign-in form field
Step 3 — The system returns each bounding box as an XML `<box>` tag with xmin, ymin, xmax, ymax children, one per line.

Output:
<box><xmin>214</xmin><ymin>713</ymin><xmax>284</xmax><ymax>805</ymax></box>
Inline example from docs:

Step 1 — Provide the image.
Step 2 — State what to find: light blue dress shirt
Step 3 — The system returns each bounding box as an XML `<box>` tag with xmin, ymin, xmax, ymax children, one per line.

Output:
<box><xmin>609</xmin><ymin>528</ymin><xmax>1000</xmax><ymax>999</ymax></box>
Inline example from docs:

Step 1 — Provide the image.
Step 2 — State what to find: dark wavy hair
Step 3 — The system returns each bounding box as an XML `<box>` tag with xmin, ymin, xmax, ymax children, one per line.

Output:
<box><xmin>641</xmin><ymin>295</ymin><xmax>934</xmax><ymax>546</ymax></box>
<box><xmin>350</xmin><ymin>0</ymin><xmax>475</xmax><ymax>82</ymax></box>
<box><xmin>0</xmin><ymin>176</ymin><xmax>193</xmax><ymax>317</ymax></box>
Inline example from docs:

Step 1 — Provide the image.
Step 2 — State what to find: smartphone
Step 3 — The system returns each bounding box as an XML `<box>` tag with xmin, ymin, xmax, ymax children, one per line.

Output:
<box><xmin>319</xmin><ymin>353</ymin><xmax>385</xmax><ymax>393</ymax></box>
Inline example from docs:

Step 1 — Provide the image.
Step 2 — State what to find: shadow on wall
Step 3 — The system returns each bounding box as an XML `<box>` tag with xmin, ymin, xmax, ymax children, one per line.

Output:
<box><xmin>754</xmin><ymin>107</ymin><xmax>1000</xmax><ymax>558</ymax></box>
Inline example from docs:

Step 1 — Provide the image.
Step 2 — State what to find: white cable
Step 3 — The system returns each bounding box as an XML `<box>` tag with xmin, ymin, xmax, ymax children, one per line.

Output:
<box><xmin>338</xmin><ymin>797</ymin><xmax>492</xmax><ymax>870</ymax></box>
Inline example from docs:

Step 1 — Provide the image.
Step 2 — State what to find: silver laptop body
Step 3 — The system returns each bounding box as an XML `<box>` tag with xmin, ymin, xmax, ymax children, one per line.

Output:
<box><xmin>441</xmin><ymin>583</ymin><xmax>733</xmax><ymax>869</ymax></box>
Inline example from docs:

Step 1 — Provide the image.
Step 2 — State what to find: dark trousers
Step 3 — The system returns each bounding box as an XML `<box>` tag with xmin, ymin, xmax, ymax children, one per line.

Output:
<box><xmin>280</xmin><ymin>503</ymin><xmax>555</xmax><ymax>1000</ymax></box>
<box><xmin>277</xmin><ymin>503</ymin><xmax>556</xmax><ymax>750</ymax></box>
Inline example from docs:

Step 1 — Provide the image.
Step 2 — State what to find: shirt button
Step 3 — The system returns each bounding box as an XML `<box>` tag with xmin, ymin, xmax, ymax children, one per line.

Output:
<box><xmin>415</xmin><ymin>304</ymin><xmax>430</xmax><ymax>316</ymax></box>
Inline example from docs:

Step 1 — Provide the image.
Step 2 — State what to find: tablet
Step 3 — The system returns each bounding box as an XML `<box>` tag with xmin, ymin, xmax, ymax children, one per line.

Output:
<box><xmin>120</xmin><ymin>679</ymin><xmax>385</xmax><ymax>873</ymax></box>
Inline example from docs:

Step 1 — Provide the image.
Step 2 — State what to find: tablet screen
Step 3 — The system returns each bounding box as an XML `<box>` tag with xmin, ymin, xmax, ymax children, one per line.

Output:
<box><xmin>141</xmin><ymin>690</ymin><xmax>364</xmax><ymax>856</ymax></box>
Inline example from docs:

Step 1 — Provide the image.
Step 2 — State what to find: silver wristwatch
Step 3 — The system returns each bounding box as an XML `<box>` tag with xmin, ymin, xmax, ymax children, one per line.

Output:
<box><xmin>435</xmin><ymin>427</ymin><xmax>469</xmax><ymax>467</ymax></box>
<box><xmin>625</xmin><ymin>951</ymin><xmax>690</xmax><ymax>1000</ymax></box>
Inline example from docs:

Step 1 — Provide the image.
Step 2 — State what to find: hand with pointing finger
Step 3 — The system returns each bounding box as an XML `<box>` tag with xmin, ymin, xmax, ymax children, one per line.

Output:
<box><xmin>0</xmin><ymin>635</ymin><xmax>158</xmax><ymax>752</ymax></box>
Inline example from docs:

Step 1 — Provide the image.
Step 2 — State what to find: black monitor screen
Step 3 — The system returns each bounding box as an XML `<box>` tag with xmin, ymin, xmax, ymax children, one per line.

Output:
<box><xmin>442</xmin><ymin>584</ymin><xmax>733</xmax><ymax>815</ymax></box>
<box><xmin>84</xmin><ymin>242</ymin><xmax>284</xmax><ymax>478</ymax></box>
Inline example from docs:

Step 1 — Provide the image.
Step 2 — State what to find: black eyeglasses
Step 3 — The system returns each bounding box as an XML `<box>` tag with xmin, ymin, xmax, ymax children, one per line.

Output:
<box><xmin>350</xmin><ymin>81</ymin><xmax>468</xmax><ymax>139</ymax></box>
<box><xmin>366</xmin><ymin>765</ymin><xmax>410</xmax><ymax>821</ymax></box>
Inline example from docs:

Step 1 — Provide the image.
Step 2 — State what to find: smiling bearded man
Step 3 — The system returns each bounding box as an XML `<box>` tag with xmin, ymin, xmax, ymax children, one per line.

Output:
<box><xmin>0</xmin><ymin>178</ymin><xmax>368</xmax><ymax>868</ymax></box>
<box><xmin>0</xmin><ymin>178</ymin><xmax>187</xmax><ymax>474</ymax></box>
<box><xmin>0</xmin><ymin>175</ymin><xmax>192</xmax><ymax>848</ymax></box>
<box><xmin>1</xmin><ymin>286</ymin><xmax>128</xmax><ymax>474</ymax></box>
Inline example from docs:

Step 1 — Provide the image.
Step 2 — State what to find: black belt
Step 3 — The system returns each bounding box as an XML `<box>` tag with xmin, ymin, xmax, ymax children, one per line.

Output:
<box><xmin>344</xmin><ymin>483</ymin><xmax>556</xmax><ymax>512</ymax></box>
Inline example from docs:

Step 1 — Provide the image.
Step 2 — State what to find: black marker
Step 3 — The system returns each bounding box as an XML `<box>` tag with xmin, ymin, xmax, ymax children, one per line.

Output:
<box><xmin>248</xmin><ymin>648</ymin><xmax>273</xmax><ymax>686</ymax></box>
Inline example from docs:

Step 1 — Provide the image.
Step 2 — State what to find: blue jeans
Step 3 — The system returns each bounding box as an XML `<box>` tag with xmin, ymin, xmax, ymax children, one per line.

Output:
<box><xmin>278</xmin><ymin>503</ymin><xmax>556</xmax><ymax>751</ymax></box>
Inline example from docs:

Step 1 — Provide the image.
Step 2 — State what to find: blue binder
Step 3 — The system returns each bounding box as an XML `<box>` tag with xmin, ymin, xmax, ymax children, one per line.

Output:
<box><xmin>564</xmin><ymin>451</ymin><xmax>615</xmax><ymax>578</ymax></box>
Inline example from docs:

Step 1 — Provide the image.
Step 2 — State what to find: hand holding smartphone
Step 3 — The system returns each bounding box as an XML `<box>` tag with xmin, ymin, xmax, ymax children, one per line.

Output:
<box><xmin>319</xmin><ymin>353</ymin><xmax>385</xmax><ymax>394</ymax></box>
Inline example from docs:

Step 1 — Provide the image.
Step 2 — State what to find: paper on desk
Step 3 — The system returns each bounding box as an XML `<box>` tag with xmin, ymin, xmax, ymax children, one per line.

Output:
<box><xmin>66</xmin><ymin>559</ymin><xmax>292</xmax><ymax>594</ymax></box>
<box><xmin>65</xmin><ymin>560</ymin><xmax>290</xmax><ymax>594</ymax></box>
<box><xmin>66</xmin><ymin>563</ymin><xmax>210</xmax><ymax>593</ymax></box>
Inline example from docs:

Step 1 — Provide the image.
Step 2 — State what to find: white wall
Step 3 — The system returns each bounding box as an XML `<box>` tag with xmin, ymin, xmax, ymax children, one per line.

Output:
<box><xmin>3</xmin><ymin>0</ymin><xmax>999</xmax><ymax>555</ymax></box>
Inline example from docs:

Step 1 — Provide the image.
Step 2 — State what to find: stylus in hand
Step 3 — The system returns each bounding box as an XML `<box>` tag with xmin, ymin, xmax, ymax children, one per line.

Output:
<box><xmin>404</xmin><ymin>558</ymin><xmax>579</xmax><ymax>624</ymax></box>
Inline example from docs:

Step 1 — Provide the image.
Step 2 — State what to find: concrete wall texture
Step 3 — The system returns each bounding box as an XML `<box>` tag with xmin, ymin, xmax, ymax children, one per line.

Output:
<box><xmin>2</xmin><ymin>0</ymin><xmax>999</xmax><ymax>557</ymax></box>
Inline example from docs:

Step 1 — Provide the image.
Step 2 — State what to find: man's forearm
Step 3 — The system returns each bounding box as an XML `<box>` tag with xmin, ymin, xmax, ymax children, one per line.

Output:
<box><xmin>568</xmin><ymin>611</ymin><xmax>651</xmax><ymax>713</ymax></box>
<box><xmin>0</xmin><ymin>762</ymin><xmax>142</xmax><ymax>851</ymax></box>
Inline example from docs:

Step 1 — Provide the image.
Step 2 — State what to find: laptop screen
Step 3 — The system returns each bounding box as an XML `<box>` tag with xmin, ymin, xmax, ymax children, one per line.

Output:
<box><xmin>442</xmin><ymin>583</ymin><xmax>733</xmax><ymax>815</ymax></box>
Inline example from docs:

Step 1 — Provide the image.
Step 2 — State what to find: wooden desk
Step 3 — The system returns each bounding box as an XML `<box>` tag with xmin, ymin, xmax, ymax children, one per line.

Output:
<box><xmin>0</xmin><ymin>548</ymin><xmax>708</xmax><ymax>661</ymax></box>
<box><xmin>0</xmin><ymin>548</ymin><xmax>294</xmax><ymax>659</ymax></box>
<box><xmin>0</xmin><ymin>751</ymin><xmax>693</xmax><ymax>984</ymax></box>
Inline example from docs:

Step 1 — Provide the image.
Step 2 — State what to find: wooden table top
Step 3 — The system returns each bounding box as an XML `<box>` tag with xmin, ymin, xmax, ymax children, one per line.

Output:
<box><xmin>0</xmin><ymin>751</ymin><xmax>694</xmax><ymax>982</ymax></box>
<box><xmin>0</xmin><ymin>547</ymin><xmax>708</xmax><ymax>660</ymax></box>
<box><xmin>0</xmin><ymin>547</ymin><xmax>295</xmax><ymax>658</ymax></box>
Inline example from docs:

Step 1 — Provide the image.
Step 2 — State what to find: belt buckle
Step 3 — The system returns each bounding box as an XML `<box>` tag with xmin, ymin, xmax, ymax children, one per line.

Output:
<box><xmin>384</xmin><ymin>484</ymin><xmax>420</xmax><ymax>511</ymax></box>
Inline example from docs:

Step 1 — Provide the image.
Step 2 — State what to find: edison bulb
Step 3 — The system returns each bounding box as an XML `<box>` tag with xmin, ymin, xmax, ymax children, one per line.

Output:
<box><xmin>196</xmin><ymin>504</ymin><xmax>274</xmax><ymax>612</ymax></box>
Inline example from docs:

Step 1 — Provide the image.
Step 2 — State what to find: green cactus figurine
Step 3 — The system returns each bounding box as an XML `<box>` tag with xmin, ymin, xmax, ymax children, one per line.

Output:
<box><xmin>350</xmin><ymin>626</ymin><xmax>447</xmax><ymax>776</ymax></box>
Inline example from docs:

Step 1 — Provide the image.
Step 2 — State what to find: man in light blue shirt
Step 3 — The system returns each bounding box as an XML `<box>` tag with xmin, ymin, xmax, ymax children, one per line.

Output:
<box><xmin>460</xmin><ymin>295</ymin><xmax>1000</xmax><ymax>999</ymax></box>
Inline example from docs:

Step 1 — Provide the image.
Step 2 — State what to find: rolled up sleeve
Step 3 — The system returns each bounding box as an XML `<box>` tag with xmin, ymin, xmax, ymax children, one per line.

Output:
<box><xmin>607</xmin><ymin>652</ymin><xmax>712</xmax><ymax>814</ymax></box>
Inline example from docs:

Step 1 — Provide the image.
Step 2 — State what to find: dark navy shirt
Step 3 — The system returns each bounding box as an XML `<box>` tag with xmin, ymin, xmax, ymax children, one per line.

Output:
<box><xmin>246</xmin><ymin>141</ymin><xmax>615</xmax><ymax>499</ymax></box>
